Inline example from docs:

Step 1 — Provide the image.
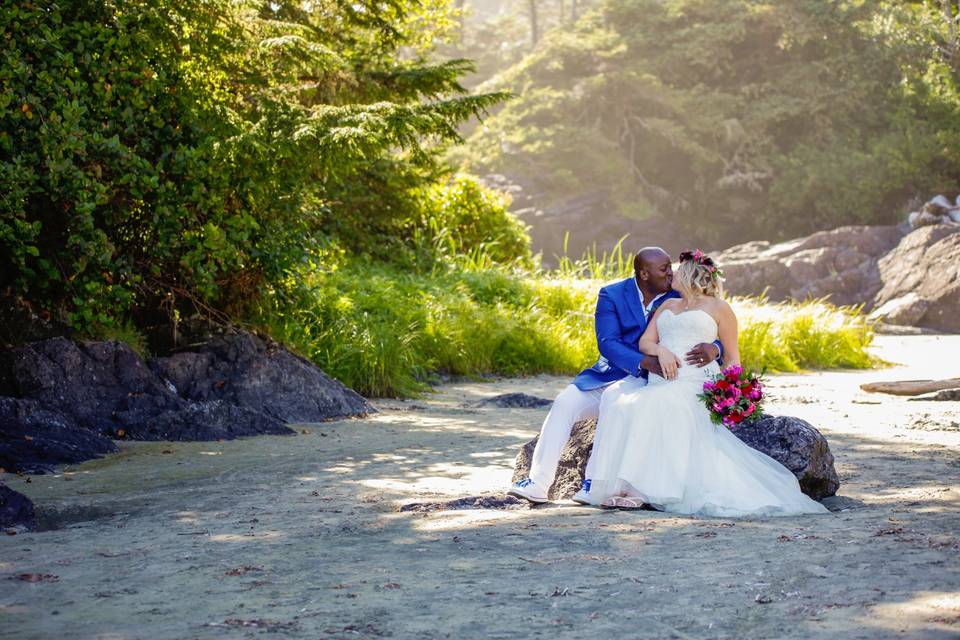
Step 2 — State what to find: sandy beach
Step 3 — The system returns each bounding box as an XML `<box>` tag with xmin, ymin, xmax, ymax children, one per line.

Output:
<box><xmin>1</xmin><ymin>334</ymin><xmax>958</xmax><ymax>639</ymax></box>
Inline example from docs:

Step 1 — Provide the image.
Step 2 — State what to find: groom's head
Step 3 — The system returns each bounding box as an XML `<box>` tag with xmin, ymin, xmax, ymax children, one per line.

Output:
<box><xmin>634</xmin><ymin>247</ymin><xmax>673</xmax><ymax>294</ymax></box>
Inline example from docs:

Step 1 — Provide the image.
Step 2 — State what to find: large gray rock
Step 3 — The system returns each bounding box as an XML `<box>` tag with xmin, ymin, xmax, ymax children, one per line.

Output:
<box><xmin>149</xmin><ymin>331</ymin><xmax>373</xmax><ymax>423</ymax></box>
<box><xmin>0</xmin><ymin>397</ymin><xmax>117</xmax><ymax>473</ymax></box>
<box><xmin>715</xmin><ymin>225</ymin><xmax>902</xmax><ymax>305</ymax></box>
<box><xmin>871</xmin><ymin>225</ymin><xmax>960</xmax><ymax>332</ymax></box>
<box><xmin>715</xmin><ymin>223</ymin><xmax>960</xmax><ymax>332</ymax></box>
<box><xmin>512</xmin><ymin>415</ymin><xmax>839</xmax><ymax>501</ymax></box>
<box><xmin>0</xmin><ymin>483</ymin><xmax>35</xmax><ymax>530</ymax></box>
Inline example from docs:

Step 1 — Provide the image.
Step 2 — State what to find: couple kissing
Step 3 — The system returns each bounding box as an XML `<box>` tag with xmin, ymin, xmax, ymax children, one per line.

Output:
<box><xmin>509</xmin><ymin>248</ymin><xmax>827</xmax><ymax>517</ymax></box>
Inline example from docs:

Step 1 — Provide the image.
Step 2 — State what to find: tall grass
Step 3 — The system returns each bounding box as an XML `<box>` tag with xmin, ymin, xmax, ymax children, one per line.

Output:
<box><xmin>258</xmin><ymin>259</ymin><xmax>878</xmax><ymax>398</ymax></box>
<box><xmin>735</xmin><ymin>296</ymin><xmax>877</xmax><ymax>373</ymax></box>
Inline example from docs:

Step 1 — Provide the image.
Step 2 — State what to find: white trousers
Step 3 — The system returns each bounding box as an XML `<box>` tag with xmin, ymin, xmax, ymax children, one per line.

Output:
<box><xmin>527</xmin><ymin>377</ymin><xmax>646</xmax><ymax>489</ymax></box>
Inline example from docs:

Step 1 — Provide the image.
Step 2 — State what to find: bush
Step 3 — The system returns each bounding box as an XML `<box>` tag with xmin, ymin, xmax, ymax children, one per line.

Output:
<box><xmin>0</xmin><ymin>1</ymin><xmax>503</xmax><ymax>335</ymax></box>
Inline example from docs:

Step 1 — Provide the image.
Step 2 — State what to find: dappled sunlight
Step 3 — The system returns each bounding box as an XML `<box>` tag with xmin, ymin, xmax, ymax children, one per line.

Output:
<box><xmin>860</xmin><ymin>591</ymin><xmax>960</xmax><ymax>635</ymax></box>
<box><xmin>361</xmin><ymin>461</ymin><xmax>512</xmax><ymax>498</ymax></box>
<box><xmin>403</xmin><ymin>508</ymin><xmax>529</xmax><ymax>531</ymax></box>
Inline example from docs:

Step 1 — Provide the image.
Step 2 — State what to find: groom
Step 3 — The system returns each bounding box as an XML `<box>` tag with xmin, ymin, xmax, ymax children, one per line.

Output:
<box><xmin>508</xmin><ymin>247</ymin><xmax>722</xmax><ymax>504</ymax></box>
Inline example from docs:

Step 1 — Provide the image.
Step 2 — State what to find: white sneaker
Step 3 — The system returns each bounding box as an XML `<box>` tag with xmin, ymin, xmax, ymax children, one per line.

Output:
<box><xmin>571</xmin><ymin>479</ymin><xmax>592</xmax><ymax>505</ymax></box>
<box><xmin>507</xmin><ymin>478</ymin><xmax>548</xmax><ymax>504</ymax></box>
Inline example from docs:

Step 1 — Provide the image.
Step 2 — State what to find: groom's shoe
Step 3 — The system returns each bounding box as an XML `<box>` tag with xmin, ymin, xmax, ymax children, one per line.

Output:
<box><xmin>571</xmin><ymin>479</ymin><xmax>592</xmax><ymax>505</ymax></box>
<box><xmin>507</xmin><ymin>478</ymin><xmax>548</xmax><ymax>504</ymax></box>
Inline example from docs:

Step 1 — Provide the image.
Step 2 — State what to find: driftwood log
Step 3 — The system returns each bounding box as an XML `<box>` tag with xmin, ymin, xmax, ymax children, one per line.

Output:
<box><xmin>860</xmin><ymin>378</ymin><xmax>960</xmax><ymax>397</ymax></box>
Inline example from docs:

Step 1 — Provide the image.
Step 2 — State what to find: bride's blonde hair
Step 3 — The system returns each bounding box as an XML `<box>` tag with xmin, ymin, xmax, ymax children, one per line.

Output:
<box><xmin>675</xmin><ymin>250</ymin><xmax>724</xmax><ymax>299</ymax></box>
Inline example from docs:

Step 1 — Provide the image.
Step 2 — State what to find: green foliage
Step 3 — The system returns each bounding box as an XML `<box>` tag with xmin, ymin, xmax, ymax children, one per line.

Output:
<box><xmin>0</xmin><ymin>0</ymin><xmax>506</xmax><ymax>333</ymax></box>
<box><xmin>455</xmin><ymin>0</ymin><xmax>960</xmax><ymax>244</ymax></box>
<box><xmin>256</xmin><ymin>262</ymin><xmax>596</xmax><ymax>397</ymax></box>
<box><xmin>412</xmin><ymin>174</ymin><xmax>533</xmax><ymax>267</ymax></box>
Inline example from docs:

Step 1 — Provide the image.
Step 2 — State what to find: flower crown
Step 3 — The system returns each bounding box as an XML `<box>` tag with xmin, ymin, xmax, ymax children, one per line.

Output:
<box><xmin>678</xmin><ymin>249</ymin><xmax>724</xmax><ymax>282</ymax></box>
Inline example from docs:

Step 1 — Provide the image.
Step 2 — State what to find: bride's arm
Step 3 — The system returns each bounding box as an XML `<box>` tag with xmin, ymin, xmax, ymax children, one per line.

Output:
<box><xmin>715</xmin><ymin>301</ymin><xmax>740</xmax><ymax>367</ymax></box>
<box><xmin>640</xmin><ymin>305</ymin><xmax>682</xmax><ymax>379</ymax></box>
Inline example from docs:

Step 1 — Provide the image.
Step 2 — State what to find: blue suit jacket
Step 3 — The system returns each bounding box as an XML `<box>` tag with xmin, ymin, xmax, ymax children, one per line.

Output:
<box><xmin>572</xmin><ymin>278</ymin><xmax>721</xmax><ymax>391</ymax></box>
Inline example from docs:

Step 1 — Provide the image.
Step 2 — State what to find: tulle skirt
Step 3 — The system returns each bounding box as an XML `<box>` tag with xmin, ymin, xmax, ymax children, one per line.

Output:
<box><xmin>587</xmin><ymin>372</ymin><xmax>829</xmax><ymax>517</ymax></box>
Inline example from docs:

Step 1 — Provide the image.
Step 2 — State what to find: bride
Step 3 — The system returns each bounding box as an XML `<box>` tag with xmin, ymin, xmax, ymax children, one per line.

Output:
<box><xmin>585</xmin><ymin>251</ymin><xmax>828</xmax><ymax>517</ymax></box>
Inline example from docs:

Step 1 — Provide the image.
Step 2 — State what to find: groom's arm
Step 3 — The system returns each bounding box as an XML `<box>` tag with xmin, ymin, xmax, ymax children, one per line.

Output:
<box><xmin>685</xmin><ymin>340</ymin><xmax>724</xmax><ymax>367</ymax></box>
<box><xmin>595</xmin><ymin>288</ymin><xmax>645</xmax><ymax>375</ymax></box>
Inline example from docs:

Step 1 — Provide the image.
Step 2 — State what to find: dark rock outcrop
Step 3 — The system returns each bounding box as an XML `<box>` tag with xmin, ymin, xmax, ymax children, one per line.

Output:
<box><xmin>0</xmin><ymin>483</ymin><xmax>36</xmax><ymax>530</ymax></box>
<box><xmin>512</xmin><ymin>415</ymin><xmax>839</xmax><ymax>501</ymax></box>
<box><xmin>476</xmin><ymin>393</ymin><xmax>553</xmax><ymax>408</ymax></box>
<box><xmin>0</xmin><ymin>337</ymin><xmax>295</xmax><ymax>441</ymax></box>
<box><xmin>0</xmin><ymin>397</ymin><xmax>117</xmax><ymax>473</ymax></box>
<box><xmin>908</xmin><ymin>388</ymin><xmax>960</xmax><ymax>402</ymax></box>
<box><xmin>0</xmin><ymin>337</ymin><xmax>182</xmax><ymax>434</ymax></box>
<box><xmin>126</xmin><ymin>400</ymin><xmax>287</xmax><ymax>441</ymax></box>
<box><xmin>149</xmin><ymin>331</ymin><xmax>372</xmax><ymax>423</ymax></box>
<box><xmin>0</xmin><ymin>330</ymin><xmax>374</xmax><ymax>473</ymax></box>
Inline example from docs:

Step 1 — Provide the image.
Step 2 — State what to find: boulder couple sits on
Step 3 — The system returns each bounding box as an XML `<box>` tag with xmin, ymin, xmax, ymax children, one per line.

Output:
<box><xmin>509</xmin><ymin>247</ymin><xmax>828</xmax><ymax>517</ymax></box>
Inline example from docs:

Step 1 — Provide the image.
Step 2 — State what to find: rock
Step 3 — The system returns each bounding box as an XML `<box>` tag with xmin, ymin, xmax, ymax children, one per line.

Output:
<box><xmin>908</xmin><ymin>389</ymin><xmax>960</xmax><ymax>402</ymax></box>
<box><xmin>0</xmin><ymin>335</ymin><xmax>311</xmax><ymax>451</ymax></box>
<box><xmin>873</xmin><ymin>225</ymin><xmax>960</xmax><ymax>331</ymax></box>
<box><xmin>512</xmin><ymin>415</ymin><xmax>839</xmax><ymax>501</ymax></box>
<box><xmin>868</xmin><ymin>293</ymin><xmax>930</xmax><ymax>326</ymax></box>
<box><xmin>715</xmin><ymin>225</ymin><xmax>902</xmax><ymax>306</ymax></box>
<box><xmin>120</xmin><ymin>400</ymin><xmax>290</xmax><ymax>441</ymax></box>
<box><xmin>512</xmin><ymin>418</ymin><xmax>598</xmax><ymax>501</ymax></box>
<box><xmin>716</xmin><ymin>221</ymin><xmax>960</xmax><ymax>331</ymax></box>
<box><xmin>727</xmin><ymin>416</ymin><xmax>840</xmax><ymax>500</ymax></box>
<box><xmin>0</xmin><ymin>483</ymin><xmax>36</xmax><ymax>531</ymax></box>
<box><xmin>149</xmin><ymin>331</ymin><xmax>373</xmax><ymax>423</ymax></box>
<box><xmin>930</xmin><ymin>195</ymin><xmax>953</xmax><ymax>210</ymax></box>
<box><xmin>476</xmin><ymin>393</ymin><xmax>553</xmax><ymax>408</ymax></box>
<box><xmin>0</xmin><ymin>337</ymin><xmax>182</xmax><ymax>434</ymax></box>
<box><xmin>0</xmin><ymin>397</ymin><xmax>117</xmax><ymax>473</ymax></box>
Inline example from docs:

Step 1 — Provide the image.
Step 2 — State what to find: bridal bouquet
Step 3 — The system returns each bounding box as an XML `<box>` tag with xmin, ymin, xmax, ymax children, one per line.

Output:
<box><xmin>699</xmin><ymin>365</ymin><xmax>765</xmax><ymax>428</ymax></box>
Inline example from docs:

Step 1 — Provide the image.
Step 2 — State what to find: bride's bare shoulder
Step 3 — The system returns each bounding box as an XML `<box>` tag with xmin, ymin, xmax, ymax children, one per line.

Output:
<box><xmin>707</xmin><ymin>297</ymin><xmax>736</xmax><ymax>320</ymax></box>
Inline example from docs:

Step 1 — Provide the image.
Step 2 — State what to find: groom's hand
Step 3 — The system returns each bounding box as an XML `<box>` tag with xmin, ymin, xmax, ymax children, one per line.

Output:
<box><xmin>685</xmin><ymin>343</ymin><xmax>720</xmax><ymax>368</ymax></box>
<box><xmin>640</xmin><ymin>355</ymin><xmax>663</xmax><ymax>377</ymax></box>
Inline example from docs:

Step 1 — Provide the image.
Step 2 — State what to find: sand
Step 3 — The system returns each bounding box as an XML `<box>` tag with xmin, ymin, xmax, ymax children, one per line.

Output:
<box><xmin>1</xmin><ymin>334</ymin><xmax>958</xmax><ymax>639</ymax></box>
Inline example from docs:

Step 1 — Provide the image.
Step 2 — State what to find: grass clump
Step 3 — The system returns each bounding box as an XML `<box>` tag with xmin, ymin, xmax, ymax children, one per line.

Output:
<box><xmin>734</xmin><ymin>297</ymin><xmax>878</xmax><ymax>373</ymax></box>
<box><xmin>257</xmin><ymin>263</ymin><xmax>597</xmax><ymax>398</ymax></box>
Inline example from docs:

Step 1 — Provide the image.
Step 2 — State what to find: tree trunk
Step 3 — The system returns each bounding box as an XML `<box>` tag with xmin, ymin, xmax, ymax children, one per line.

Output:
<box><xmin>529</xmin><ymin>0</ymin><xmax>539</xmax><ymax>46</ymax></box>
<box><xmin>571</xmin><ymin>0</ymin><xmax>578</xmax><ymax>21</ymax></box>
<box><xmin>943</xmin><ymin>0</ymin><xmax>959</xmax><ymax>72</ymax></box>
<box><xmin>456</xmin><ymin>0</ymin><xmax>466</xmax><ymax>42</ymax></box>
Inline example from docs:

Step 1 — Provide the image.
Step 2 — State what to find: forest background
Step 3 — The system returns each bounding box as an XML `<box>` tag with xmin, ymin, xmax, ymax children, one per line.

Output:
<box><xmin>2</xmin><ymin>0</ymin><xmax>958</xmax><ymax>397</ymax></box>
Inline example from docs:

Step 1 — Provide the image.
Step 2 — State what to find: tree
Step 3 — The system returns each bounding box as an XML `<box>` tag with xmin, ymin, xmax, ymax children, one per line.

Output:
<box><xmin>529</xmin><ymin>0</ymin><xmax>540</xmax><ymax>46</ymax></box>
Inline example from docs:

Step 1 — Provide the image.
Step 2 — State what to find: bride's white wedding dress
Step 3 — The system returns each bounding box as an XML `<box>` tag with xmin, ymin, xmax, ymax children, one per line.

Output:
<box><xmin>587</xmin><ymin>309</ymin><xmax>829</xmax><ymax>517</ymax></box>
